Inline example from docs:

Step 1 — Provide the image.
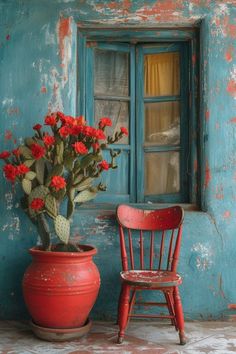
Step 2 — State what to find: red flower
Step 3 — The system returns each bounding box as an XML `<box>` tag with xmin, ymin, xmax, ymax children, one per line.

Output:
<box><xmin>50</xmin><ymin>175</ymin><xmax>66</xmax><ymax>191</ymax></box>
<box><xmin>95</xmin><ymin>129</ymin><xmax>106</xmax><ymax>140</ymax></box>
<box><xmin>0</xmin><ymin>151</ymin><xmax>11</xmax><ymax>159</ymax></box>
<box><xmin>98</xmin><ymin>160</ymin><xmax>110</xmax><ymax>170</ymax></box>
<box><xmin>82</xmin><ymin>126</ymin><xmax>96</xmax><ymax>137</ymax></box>
<box><xmin>63</xmin><ymin>116</ymin><xmax>75</xmax><ymax>127</ymax></box>
<box><xmin>73</xmin><ymin>142</ymin><xmax>88</xmax><ymax>155</ymax></box>
<box><xmin>99</xmin><ymin>117</ymin><xmax>112</xmax><ymax>128</ymax></box>
<box><xmin>3</xmin><ymin>164</ymin><xmax>17</xmax><ymax>182</ymax></box>
<box><xmin>71</xmin><ymin>125</ymin><xmax>83</xmax><ymax>136</ymax></box>
<box><xmin>56</xmin><ymin>111</ymin><xmax>66</xmax><ymax>121</ymax></box>
<box><xmin>12</xmin><ymin>148</ymin><xmax>21</xmax><ymax>157</ymax></box>
<box><xmin>92</xmin><ymin>142</ymin><xmax>100</xmax><ymax>152</ymax></box>
<box><xmin>30</xmin><ymin>198</ymin><xmax>45</xmax><ymax>211</ymax></box>
<box><xmin>59</xmin><ymin>126</ymin><xmax>71</xmax><ymax>138</ymax></box>
<box><xmin>45</xmin><ymin>115</ymin><xmax>57</xmax><ymax>126</ymax></box>
<box><xmin>120</xmin><ymin>127</ymin><xmax>128</xmax><ymax>136</ymax></box>
<box><xmin>31</xmin><ymin>143</ymin><xmax>45</xmax><ymax>160</ymax></box>
<box><xmin>33</xmin><ymin>124</ymin><xmax>42</xmax><ymax>131</ymax></box>
<box><xmin>75</xmin><ymin>116</ymin><xmax>86</xmax><ymax>126</ymax></box>
<box><xmin>16</xmin><ymin>164</ymin><xmax>30</xmax><ymax>176</ymax></box>
<box><xmin>43</xmin><ymin>134</ymin><xmax>55</xmax><ymax>146</ymax></box>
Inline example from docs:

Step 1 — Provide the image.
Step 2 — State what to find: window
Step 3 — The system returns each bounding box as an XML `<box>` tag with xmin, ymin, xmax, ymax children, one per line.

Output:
<box><xmin>78</xmin><ymin>29</ymin><xmax>199</xmax><ymax>205</ymax></box>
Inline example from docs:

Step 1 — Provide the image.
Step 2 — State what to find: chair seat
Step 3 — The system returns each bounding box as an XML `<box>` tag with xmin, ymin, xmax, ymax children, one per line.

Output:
<box><xmin>120</xmin><ymin>270</ymin><xmax>182</xmax><ymax>288</ymax></box>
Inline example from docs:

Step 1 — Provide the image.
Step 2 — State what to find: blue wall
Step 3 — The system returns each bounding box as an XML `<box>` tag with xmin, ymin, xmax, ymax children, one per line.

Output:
<box><xmin>0</xmin><ymin>0</ymin><xmax>236</xmax><ymax>321</ymax></box>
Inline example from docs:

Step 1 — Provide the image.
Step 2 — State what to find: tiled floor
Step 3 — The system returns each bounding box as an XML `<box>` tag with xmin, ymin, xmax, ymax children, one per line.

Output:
<box><xmin>1</xmin><ymin>320</ymin><xmax>236</xmax><ymax>354</ymax></box>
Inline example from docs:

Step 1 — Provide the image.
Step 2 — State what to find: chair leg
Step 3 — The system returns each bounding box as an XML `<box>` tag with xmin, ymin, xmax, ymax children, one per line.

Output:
<box><xmin>117</xmin><ymin>283</ymin><xmax>131</xmax><ymax>344</ymax></box>
<box><xmin>116</xmin><ymin>287</ymin><xmax>122</xmax><ymax>325</ymax></box>
<box><xmin>173</xmin><ymin>287</ymin><xmax>186</xmax><ymax>345</ymax></box>
<box><xmin>165</xmin><ymin>291</ymin><xmax>177</xmax><ymax>329</ymax></box>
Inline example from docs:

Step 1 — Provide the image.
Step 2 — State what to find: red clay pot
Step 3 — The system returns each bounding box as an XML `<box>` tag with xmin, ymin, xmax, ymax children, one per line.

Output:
<box><xmin>22</xmin><ymin>245</ymin><xmax>100</xmax><ymax>329</ymax></box>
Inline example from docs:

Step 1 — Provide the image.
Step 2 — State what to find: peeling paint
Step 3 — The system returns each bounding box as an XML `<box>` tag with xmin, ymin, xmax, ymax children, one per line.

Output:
<box><xmin>190</xmin><ymin>243</ymin><xmax>213</xmax><ymax>271</ymax></box>
<box><xmin>225</xmin><ymin>45</ymin><xmax>234</xmax><ymax>62</ymax></box>
<box><xmin>4</xmin><ymin>130</ymin><xmax>13</xmax><ymax>140</ymax></box>
<box><xmin>57</xmin><ymin>16</ymin><xmax>72</xmax><ymax>86</ymax></box>
<box><xmin>204</xmin><ymin>162</ymin><xmax>211</xmax><ymax>189</ymax></box>
<box><xmin>223</xmin><ymin>210</ymin><xmax>231</xmax><ymax>219</ymax></box>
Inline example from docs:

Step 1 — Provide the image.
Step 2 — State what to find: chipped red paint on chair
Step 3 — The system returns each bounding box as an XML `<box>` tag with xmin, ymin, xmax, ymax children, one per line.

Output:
<box><xmin>116</xmin><ymin>205</ymin><xmax>186</xmax><ymax>345</ymax></box>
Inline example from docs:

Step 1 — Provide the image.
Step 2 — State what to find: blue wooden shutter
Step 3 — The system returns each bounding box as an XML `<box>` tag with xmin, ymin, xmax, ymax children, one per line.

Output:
<box><xmin>136</xmin><ymin>43</ymin><xmax>189</xmax><ymax>203</ymax></box>
<box><xmin>85</xmin><ymin>42</ymin><xmax>135</xmax><ymax>203</ymax></box>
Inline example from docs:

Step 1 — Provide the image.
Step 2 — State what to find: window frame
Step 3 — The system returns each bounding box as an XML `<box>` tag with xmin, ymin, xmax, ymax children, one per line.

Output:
<box><xmin>77</xmin><ymin>27</ymin><xmax>199</xmax><ymax>206</ymax></box>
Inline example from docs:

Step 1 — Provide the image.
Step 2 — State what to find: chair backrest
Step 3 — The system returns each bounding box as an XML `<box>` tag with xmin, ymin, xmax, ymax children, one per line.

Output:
<box><xmin>116</xmin><ymin>205</ymin><xmax>184</xmax><ymax>273</ymax></box>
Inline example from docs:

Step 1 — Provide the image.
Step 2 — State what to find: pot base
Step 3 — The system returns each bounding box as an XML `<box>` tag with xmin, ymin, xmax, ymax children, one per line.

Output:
<box><xmin>30</xmin><ymin>318</ymin><xmax>92</xmax><ymax>342</ymax></box>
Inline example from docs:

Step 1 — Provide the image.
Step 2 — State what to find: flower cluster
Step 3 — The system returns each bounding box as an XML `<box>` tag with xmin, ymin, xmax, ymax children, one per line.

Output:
<box><xmin>0</xmin><ymin>112</ymin><xmax>128</xmax><ymax>251</ymax></box>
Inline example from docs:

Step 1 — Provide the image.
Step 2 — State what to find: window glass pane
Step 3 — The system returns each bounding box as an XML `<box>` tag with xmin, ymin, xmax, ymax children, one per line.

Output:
<box><xmin>144</xmin><ymin>102</ymin><xmax>180</xmax><ymax>146</ymax></box>
<box><xmin>94</xmin><ymin>49</ymin><xmax>129</xmax><ymax>96</ymax></box>
<box><xmin>144</xmin><ymin>52</ymin><xmax>180</xmax><ymax>97</ymax></box>
<box><xmin>95</xmin><ymin>100</ymin><xmax>129</xmax><ymax>144</ymax></box>
<box><xmin>145</xmin><ymin>152</ymin><xmax>180</xmax><ymax>195</ymax></box>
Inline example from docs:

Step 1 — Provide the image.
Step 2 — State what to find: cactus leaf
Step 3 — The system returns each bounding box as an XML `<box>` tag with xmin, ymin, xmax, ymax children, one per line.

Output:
<box><xmin>51</xmin><ymin>187</ymin><xmax>66</xmax><ymax>201</ymax></box>
<box><xmin>54</xmin><ymin>215</ymin><xmax>70</xmax><ymax>244</ymax></box>
<box><xmin>19</xmin><ymin>146</ymin><xmax>32</xmax><ymax>159</ymax></box>
<box><xmin>25</xmin><ymin>138</ymin><xmax>35</xmax><ymax>147</ymax></box>
<box><xmin>67</xmin><ymin>199</ymin><xmax>74</xmax><ymax>219</ymax></box>
<box><xmin>45</xmin><ymin>164</ymin><xmax>64</xmax><ymax>186</ymax></box>
<box><xmin>37</xmin><ymin>214</ymin><xmax>51</xmax><ymax>251</ymax></box>
<box><xmin>75</xmin><ymin>177</ymin><xmax>94</xmax><ymax>191</ymax></box>
<box><xmin>74</xmin><ymin>189</ymin><xmax>97</xmax><ymax>203</ymax></box>
<box><xmin>28</xmin><ymin>185</ymin><xmax>49</xmax><ymax>217</ymax></box>
<box><xmin>45</xmin><ymin>194</ymin><xmax>57</xmax><ymax>219</ymax></box>
<box><xmin>56</xmin><ymin>141</ymin><xmax>64</xmax><ymax>164</ymax></box>
<box><xmin>25</xmin><ymin>171</ymin><xmax>36</xmax><ymax>181</ymax></box>
<box><xmin>22</xmin><ymin>178</ymin><xmax>32</xmax><ymax>195</ymax></box>
<box><xmin>64</xmin><ymin>156</ymin><xmax>74</xmax><ymax>171</ymax></box>
<box><xmin>35</xmin><ymin>159</ymin><xmax>45</xmax><ymax>185</ymax></box>
<box><xmin>80</xmin><ymin>154</ymin><xmax>94</xmax><ymax>168</ymax></box>
<box><xmin>24</xmin><ymin>159</ymin><xmax>35</xmax><ymax>168</ymax></box>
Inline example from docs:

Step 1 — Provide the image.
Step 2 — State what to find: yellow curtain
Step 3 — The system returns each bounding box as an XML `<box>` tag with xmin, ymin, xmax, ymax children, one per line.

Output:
<box><xmin>144</xmin><ymin>52</ymin><xmax>180</xmax><ymax>195</ymax></box>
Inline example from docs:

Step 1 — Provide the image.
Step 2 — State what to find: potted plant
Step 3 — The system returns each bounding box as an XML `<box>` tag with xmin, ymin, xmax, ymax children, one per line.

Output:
<box><xmin>0</xmin><ymin>111</ymin><xmax>128</xmax><ymax>341</ymax></box>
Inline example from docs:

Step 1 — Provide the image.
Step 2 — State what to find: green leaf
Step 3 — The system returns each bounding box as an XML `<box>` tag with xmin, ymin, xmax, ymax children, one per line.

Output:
<box><xmin>35</xmin><ymin>159</ymin><xmax>45</xmax><ymax>185</ymax></box>
<box><xmin>45</xmin><ymin>164</ymin><xmax>64</xmax><ymax>186</ymax></box>
<box><xmin>56</xmin><ymin>141</ymin><xmax>64</xmax><ymax>164</ymax></box>
<box><xmin>28</xmin><ymin>185</ymin><xmax>49</xmax><ymax>218</ymax></box>
<box><xmin>25</xmin><ymin>138</ymin><xmax>35</xmax><ymax>147</ymax></box>
<box><xmin>24</xmin><ymin>159</ymin><xmax>35</xmax><ymax>168</ymax></box>
<box><xmin>80</xmin><ymin>154</ymin><xmax>94</xmax><ymax>168</ymax></box>
<box><xmin>19</xmin><ymin>146</ymin><xmax>32</xmax><ymax>159</ymax></box>
<box><xmin>45</xmin><ymin>194</ymin><xmax>57</xmax><ymax>219</ymax></box>
<box><xmin>51</xmin><ymin>187</ymin><xmax>66</xmax><ymax>201</ymax></box>
<box><xmin>67</xmin><ymin>199</ymin><xmax>74</xmax><ymax>219</ymax></box>
<box><xmin>64</xmin><ymin>156</ymin><xmax>74</xmax><ymax>171</ymax></box>
<box><xmin>74</xmin><ymin>189</ymin><xmax>97</xmax><ymax>203</ymax></box>
<box><xmin>22</xmin><ymin>179</ymin><xmax>32</xmax><ymax>195</ymax></box>
<box><xmin>37</xmin><ymin>214</ymin><xmax>51</xmax><ymax>251</ymax></box>
<box><xmin>75</xmin><ymin>177</ymin><xmax>94</xmax><ymax>191</ymax></box>
<box><xmin>25</xmin><ymin>171</ymin><xmax>36</xmax><ymax>181</ymax></box>
<box><xmin>54</xmin><ymin>215</ymin><xmax>70</xmax><ymax>244</ymax></box>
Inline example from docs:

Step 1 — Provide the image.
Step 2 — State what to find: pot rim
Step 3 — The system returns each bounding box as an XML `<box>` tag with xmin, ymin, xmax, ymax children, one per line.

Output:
<box><xmin>29</xmin><ymin>244</ymin><xmax>97</xmax><ymax>257</ymax></box>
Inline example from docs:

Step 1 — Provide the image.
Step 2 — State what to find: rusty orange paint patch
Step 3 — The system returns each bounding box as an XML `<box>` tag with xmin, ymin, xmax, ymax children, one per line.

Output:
<box><xmin>204</xmin><ymin>162</ymin><xmax>211</xmax><ymax>189</ymax></box>
<box><xmin>227</xmin><ymin>79</ymin><xmax>236</xmax><ymax>99</ymax></box>
<box><xmin>4</xmin><ymin>130</ymin><xmax>13</xmax><ymax>140</ymax></box>
<box><xmin>228</xmin><ymin>24</ymin><xmax>236</xmax><ymax>39</ymax></box>
<box><xmin>223</xmin><ymin>211</ymin><xmax>231</xmax><ymax>219</ymax></box>
<box><xmin>205</xmin><ymin>110</ymin><xmax>210</xmax><ymax>121</ymax></box>
<box><xmin>225</xmin><ymin>46</ymin><xmax>234</xmax><ymax>62</ymax></box>
<box><xmin>58</xmin><ymin>16</ymin><xmax>72</xmax><ymax>61</ymax></box>
<box><xmin>41</xmin><ymin>86</ymin><xmax>47</xmax><ymax>93</ymax></box>
<box><xmin>230</xmin><ymin>117</ymin><xmax>236</xmax><ymax>123</ymax></box>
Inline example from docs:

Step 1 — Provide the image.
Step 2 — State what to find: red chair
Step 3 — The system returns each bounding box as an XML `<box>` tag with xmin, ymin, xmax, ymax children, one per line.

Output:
<box><xmin>116</xmin><ymin>204</ymin><xmax>186</xmax><ymax>345</ymax></box>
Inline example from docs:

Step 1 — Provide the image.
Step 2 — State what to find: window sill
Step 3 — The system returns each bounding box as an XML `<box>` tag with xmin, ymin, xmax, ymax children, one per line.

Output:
<box><xmin>79</xmin><ymin>202</ymin><xmax>200</xmax><ymax>212</ymax></box>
